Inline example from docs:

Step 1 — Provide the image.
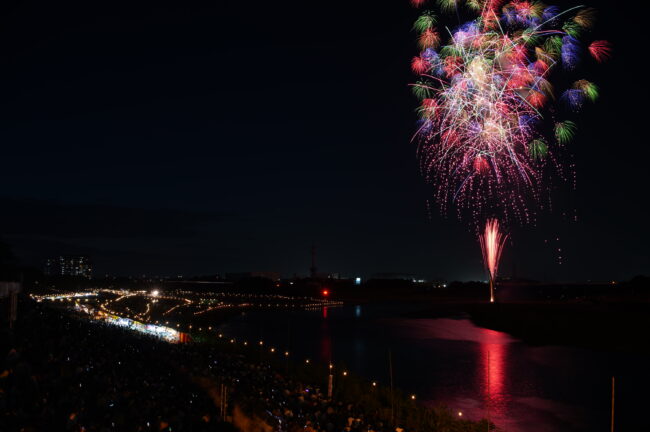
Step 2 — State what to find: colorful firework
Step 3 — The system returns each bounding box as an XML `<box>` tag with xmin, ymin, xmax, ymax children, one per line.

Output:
<box><xmin>480</xmin><ymin>218</ymin><xmax>508</xmax><ymax>302</ymax></box>
<box><xmin>409</xmin><ymin>0</ymin><xmax>610</xmax><ymax>227</ymax></box>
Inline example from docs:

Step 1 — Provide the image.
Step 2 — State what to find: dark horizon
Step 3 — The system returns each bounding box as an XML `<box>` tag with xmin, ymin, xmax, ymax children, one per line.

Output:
<box><xmin>1</xmin><ymin>0</ymin><xmax>647</xmax><ymax>281</ymax></box>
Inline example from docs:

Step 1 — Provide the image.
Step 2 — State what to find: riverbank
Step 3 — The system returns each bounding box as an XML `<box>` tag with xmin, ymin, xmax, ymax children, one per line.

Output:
<box><xmin>190</xmin><ymin>320</ymin><xmax>497</xmax><ymax>432</ymax></box>
<box><xmin>1</xmin><ymin>297</ymin><xmax>495</xmax><ymax>432</ymax></box>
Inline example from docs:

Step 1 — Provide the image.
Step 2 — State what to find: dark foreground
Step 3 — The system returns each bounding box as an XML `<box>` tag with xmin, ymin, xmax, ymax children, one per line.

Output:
<box><xmin>0</xmin><ymin>298</ymin><xmax>491</xmax><ymax>432</ymax></box>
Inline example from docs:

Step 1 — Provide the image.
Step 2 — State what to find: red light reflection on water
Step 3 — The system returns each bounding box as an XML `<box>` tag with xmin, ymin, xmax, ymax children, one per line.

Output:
<box><xmin>479</xmin><ymin>327</ymin><xmax>509</xmax><ymax>424</ymax></box>
<box><xmin>320</xmin><ymin>308</ymin><xmax>332</xmax><ymax>361</ymax></box>
<box><xmin>410</xmin><ymin>319</ymin><xmax>515</xmax><ymax>430</ymax></box>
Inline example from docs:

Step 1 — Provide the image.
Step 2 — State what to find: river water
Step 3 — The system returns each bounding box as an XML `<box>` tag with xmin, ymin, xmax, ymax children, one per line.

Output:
<box><xmin>219</xmin><ymin>302</ymin><xmax>649</xmax><ymax>431</ymax></box>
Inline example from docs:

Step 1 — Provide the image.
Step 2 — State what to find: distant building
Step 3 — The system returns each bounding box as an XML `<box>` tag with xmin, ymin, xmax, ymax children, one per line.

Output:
<box><xmin>225</xmin><ymin>271</ymin><xmax>281</xmax><ymax>281</ymax></box>
<box><xmin>44</xmin><ymin>256</ymin><xmax>93</xmax><ymax>279</ymax></box>
<box><xmin>371</xmin><ymin>272</ymin><xmax>427</xmax><ymax>282</ymax></box>
<box><xmin>44</xmin><ymin>258</ymin><xmax>56</xmax><ymax>276</ymax></box>
<box><xmin>250</xmin><ymin>271</ymin><xmax>281</xmax><ymax>281</ymax></box>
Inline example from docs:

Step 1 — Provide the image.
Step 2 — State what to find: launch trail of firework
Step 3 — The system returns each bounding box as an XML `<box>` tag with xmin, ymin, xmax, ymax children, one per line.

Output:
<box><xmin>480</xmin><ymin>218</ymin><xmax>508</xmax><ymax>302</ymax></box>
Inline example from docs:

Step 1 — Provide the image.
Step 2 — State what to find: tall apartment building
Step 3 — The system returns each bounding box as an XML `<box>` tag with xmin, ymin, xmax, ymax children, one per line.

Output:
<box><xmin>44</xmin><ymin>256</ymin><xmax>92</xmax><ymax>278</ymax></box>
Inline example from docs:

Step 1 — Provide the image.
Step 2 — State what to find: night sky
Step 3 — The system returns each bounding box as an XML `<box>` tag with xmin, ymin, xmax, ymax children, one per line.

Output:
<box><xmin>0</xmin><ymin>0</ymin><xmax>646</xmax><ymax>280</ymax></box>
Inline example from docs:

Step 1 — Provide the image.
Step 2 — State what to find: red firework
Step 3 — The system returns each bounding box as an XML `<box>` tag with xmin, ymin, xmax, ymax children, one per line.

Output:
<box><xmin>411</xmin><ymin>56</ymin><xmax>430</xmax><ymax>74</ymax></box>
<box><xmin>588</xmin><ymin>40</ymin><xmax>613</xmax><ymax>63</ymax></box>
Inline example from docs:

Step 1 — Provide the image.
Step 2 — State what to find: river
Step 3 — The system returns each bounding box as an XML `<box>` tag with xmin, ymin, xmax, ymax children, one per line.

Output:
<box><xmin>218</xmin><ymin>302</ymin><xmax>649</xmax><ymax>431</ymax></box>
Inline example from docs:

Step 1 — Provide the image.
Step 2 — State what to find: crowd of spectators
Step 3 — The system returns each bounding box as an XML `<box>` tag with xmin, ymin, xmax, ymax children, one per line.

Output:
<box><xmin>0</xmin><ymin>300</ymin><xmax>413</xmax><ymax>432</ymax></box>
<box><xmin>1</xmin><ymin>300</ymin><xmax>226</xmax><ymax>431</ymax></box>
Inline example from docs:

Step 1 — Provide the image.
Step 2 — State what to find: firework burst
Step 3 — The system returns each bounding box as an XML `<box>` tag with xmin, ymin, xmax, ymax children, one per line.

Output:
<box><xmin>409</xmin><ymin>0</ymin><xmax>610</xmax><ymax>228</ymax></box>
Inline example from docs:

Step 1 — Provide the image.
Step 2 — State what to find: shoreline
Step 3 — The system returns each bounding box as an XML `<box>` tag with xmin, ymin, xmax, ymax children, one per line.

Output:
<box><xmin>18</xmin><ymin>299</ymin><xmax>496</xmax><ymax>432</ymax></box>
<box><xmin>401</xmin><ymin>300</ymin><xmax>650</xmax><ymax>354</ymax></box>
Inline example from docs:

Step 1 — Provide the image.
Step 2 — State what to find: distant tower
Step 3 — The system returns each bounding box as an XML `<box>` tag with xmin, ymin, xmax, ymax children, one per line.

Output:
<box><xmin>310</xmin><ymin>243</ymin><xmax>317</xmax><ymax>278</ymax></box>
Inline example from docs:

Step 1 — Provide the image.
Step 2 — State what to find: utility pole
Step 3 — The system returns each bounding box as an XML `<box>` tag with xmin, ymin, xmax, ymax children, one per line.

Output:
<box><xmin>286</xmin><ymin>319</ymin><xmax>291</xmax><ymax>375</ymax></box>
<box><xmin>327</xmin><ymin>363</ymin><xmax>334</xmax><ymax>399</ymax></box>
<box><xmin>611</xmin><ymin>376</ymin><xmax>615</xmax><ymax>432</ymax></box>
<box><xmin>389</xmin><ymin>350</ymin><xmax>394</xmax><ymax>425</ymax></box>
